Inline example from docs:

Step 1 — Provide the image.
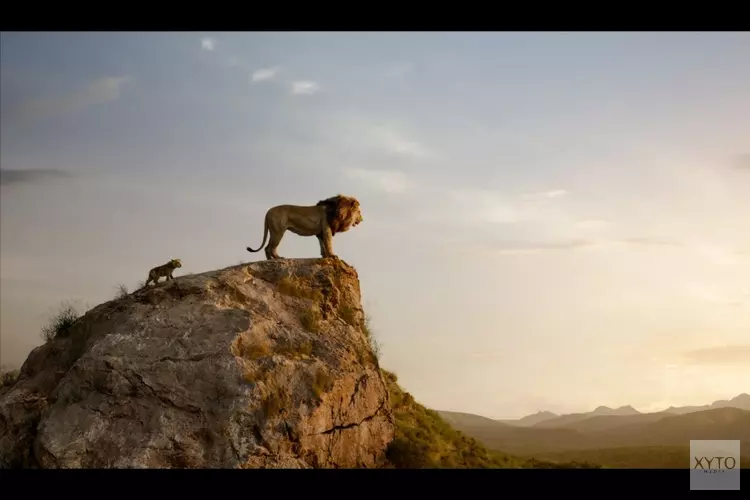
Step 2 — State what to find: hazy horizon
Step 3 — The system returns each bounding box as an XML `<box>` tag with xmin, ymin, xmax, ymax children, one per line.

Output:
<box><xmin>1</xmin><ymin>32</ymin><xmax>748</xmax><ymax>420</ymax></box>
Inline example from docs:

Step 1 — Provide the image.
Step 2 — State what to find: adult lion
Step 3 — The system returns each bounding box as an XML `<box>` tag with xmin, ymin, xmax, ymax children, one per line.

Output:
<box><xmin>246</xmin><ymin>194</ymin><xmax>363</xmax><ymax>260</ymax></box>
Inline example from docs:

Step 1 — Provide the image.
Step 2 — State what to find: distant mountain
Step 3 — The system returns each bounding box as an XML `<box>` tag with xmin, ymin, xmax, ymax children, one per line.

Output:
<box><xmin>484</xmin><ymin>393</ymin><xmax>750</xmax><ymax>429</ymax></box>
<box><xmin>497</xmin><ymin>410</ymin><xmax>558</xmax><ymax>427</ymax></box>
<box><xmin>435</xmin><ymin>393</ymin><xmax>750</xmax><ymax>467</ymax></box>
<box><xmin>593</xmin><ymin>405</ymin><xmax>640</xmax><ymax>416</ymax></box>
<box><xmin>661</xmin><ymin>393</ymin><xmax>750</xmax><ymax>415</ymax></box>
<box><xmin>439</xmin><ymin>411</ymin><xmax>516</xmax><ymax>434</ymax></box>
<box><xmin>441</xmin><ymin>407</ymin><xmax>750</xmax><ymax>458</ymax></box>
<box><xmin>531</xmin><ymin>405</ymin><xmax>641</xmax><ymax>429</ymax></box>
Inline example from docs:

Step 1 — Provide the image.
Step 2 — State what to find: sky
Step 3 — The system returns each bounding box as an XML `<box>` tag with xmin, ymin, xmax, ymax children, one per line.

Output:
<box><xmin>1</xmin><ymin>31</ymin><xmax>749</xmax><ymax>419</ymax></box>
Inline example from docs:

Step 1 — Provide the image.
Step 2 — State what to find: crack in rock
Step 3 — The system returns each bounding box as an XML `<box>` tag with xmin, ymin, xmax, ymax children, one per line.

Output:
<box><xmin>314</xmin><ymin>397</ymin><xmax>388</xmax><ymax>436</ymax></box>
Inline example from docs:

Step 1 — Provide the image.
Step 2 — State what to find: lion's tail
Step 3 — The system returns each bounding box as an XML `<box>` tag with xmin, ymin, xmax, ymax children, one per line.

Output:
<box><xmin>246</xmin><ymin>215</ymin><xmax>269</xmax><ymax>253</ymax></box>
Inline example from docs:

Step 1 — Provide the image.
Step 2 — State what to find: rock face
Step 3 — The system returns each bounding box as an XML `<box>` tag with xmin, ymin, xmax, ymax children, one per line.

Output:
<box><xmin>0</xmin><ymin>258</ymin><xmax>394</xmax><ymax>468</ymax></box>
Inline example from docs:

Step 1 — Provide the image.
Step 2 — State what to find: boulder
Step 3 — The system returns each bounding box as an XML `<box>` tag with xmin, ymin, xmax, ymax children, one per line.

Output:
<box><xmin>0</xmin><ymin>258</ymin><xmax>394</xmax><ymax>468</ymax></box>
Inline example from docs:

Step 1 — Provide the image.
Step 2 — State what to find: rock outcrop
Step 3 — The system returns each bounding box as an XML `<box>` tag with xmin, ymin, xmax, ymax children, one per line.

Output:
<box><xmin>0</xmin><ymin>258</ymin><xmax>394</xmax><ymax>468</ymax></box>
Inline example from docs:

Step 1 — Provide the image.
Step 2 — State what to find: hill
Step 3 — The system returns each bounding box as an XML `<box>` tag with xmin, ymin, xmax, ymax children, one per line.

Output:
<box><xmin>536</xmin><ymin>445</ymin><xmax>750</xmax><ymax>469</ymax></box>
<box><xmin>529</xmin><ymin>405</ymin><xmax>642</xmax><ymax>429</ymax></box>
<box><xmin>0</xmin><ymin>257</ymin><xmax>546</xmax><ymax>469</ymax></box>
<box><xmin>382</xmin><ymin>372</ymin><xmax>523</xmax><ymax>468</ymax></box>
<box><xmin>488</xmin><ymin>393</ymin><xmax>750</xmax><ymax>429</ymax></box>
<box><xmin>497</xmin><ymin>410</ymin><xmax>558</xmax><ymax>427</ymax></box>
<box><xmin>660</xmin><ymin>393</ymin><xmax>750</xmax><ymax>415</ymax></box>
<box><xmin>438</xmin><ymin>405</ymin><xmax>750</xmax><ymax>466</ymax></box>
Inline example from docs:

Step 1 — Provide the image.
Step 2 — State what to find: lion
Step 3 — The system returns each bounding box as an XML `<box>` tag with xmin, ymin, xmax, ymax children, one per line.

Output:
<box><xmin>246</xmin><ymin>194</ymin><xmax>363</xmax><ymax>260</ymax></box>
<box><xmin>144</xmin><ymin>258</ymin><xmax>182</xmax><ymax>286</ymax></box>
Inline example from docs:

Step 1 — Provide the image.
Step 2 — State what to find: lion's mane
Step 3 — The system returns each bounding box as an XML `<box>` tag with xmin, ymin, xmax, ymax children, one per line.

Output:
<box><xmin>316</xmin><ymin>194</ymin><xmax>362</xmax><ymax>236</ymax></box>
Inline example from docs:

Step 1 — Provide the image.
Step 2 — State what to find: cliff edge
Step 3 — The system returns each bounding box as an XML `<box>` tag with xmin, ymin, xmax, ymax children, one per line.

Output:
<box><xmin>0</xmin><ymin>258</ymin><xmax>394</xmax><ymax>468</ymax></box>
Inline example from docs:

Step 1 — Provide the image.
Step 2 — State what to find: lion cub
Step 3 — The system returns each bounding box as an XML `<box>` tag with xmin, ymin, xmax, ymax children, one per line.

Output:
<box><xmin>144</xmin><ymin>258</ymin><xmax>182</xmax><ymax>286</ymax></box>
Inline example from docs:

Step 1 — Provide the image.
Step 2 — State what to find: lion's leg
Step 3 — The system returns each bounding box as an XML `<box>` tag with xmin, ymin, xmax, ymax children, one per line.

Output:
<box><xmin>321</xmin><ymin>227</ymin><xmax>336</xmax><ymax>259</ymax></box>
<box><xmin>266</xmin><ymin>229</ymin><xmax>285</xmax><ymax>260</ymax></box>
<box><xmin>316</xmin><ymin>234</ymin><xmax>327</xmax><ymax>258</ymax></box>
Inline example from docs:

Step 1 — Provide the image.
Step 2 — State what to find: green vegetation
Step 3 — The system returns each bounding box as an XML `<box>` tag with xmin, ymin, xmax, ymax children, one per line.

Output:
<box><xmin>312</xmin><ymin>367</ymin><xmax>335</xmax><ymax>399</ymax></box>
<box><xmin>523</xmin><ymin>458</ymin><xmax>602</xmax><ymax>469</ymax></box>
<box><xmin>531</xmin><ymin>445</ymin><xmax>750</xmax><ymax>469</ymax></box>
<box><xmin>362</xmin><ymin>314</ymin><xmax>381</xmax><ymax>361</ymax></box>
<box><xmin>299</xmin><ymin>306</ymin><xmax>322</xmax><ymax>333</ymax></box>
<box><xmin>381</xmin><ymin>370</ymin><xmax>606</xmax><ymax>469</ymax></box>
<box><xmin>114</xmin><ymin>283</ymin><xmax>129</xmax><ymax>299</ymax></box>
<box><xmin>277</xmin><ymin>275</ymin><xmax>324</xmax><ymax>303</ymax></box>
<box><xmin>262</xmin><ymin>386</ymin><xmax>287</xmax><ymax>418</ymax></box>
<box><xmin>0</xmin><ymin>367</ymin><xmax>20</xmax><ymax>389</ymax></box>
<box><xmin>40</xmin><ymin>302</ymin><xmax>82</xmax><ymax>342</ymax></box>
<box><xmin>382</xmin><ymin>369</ymin><xmax>523</xmax><ymax>468</ymax></box>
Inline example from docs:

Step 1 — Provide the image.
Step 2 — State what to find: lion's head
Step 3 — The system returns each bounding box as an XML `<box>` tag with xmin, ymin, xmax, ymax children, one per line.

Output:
<box><xmin>318</xmin><ymin>194</ymin><xmax>363</xmax><ymax>235</ymax></box>
<box><xmin>170</xmin><ymin>258</ymin><xmax>183</xmax><ymax>268</ymax></box>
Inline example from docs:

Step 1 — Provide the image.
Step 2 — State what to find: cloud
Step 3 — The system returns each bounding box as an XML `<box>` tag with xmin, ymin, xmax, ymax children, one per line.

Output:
<box><xmin>685</xmin><ymin>284</ymin><xmax>746</xmax><ymax>307</ymax></box>
<box><xmin>0</xmin><ymin>169</ymin><xmax>74</xmax><ymax>187</ymax></box>
<box><xmin>250</xmin><ymin>67</ymin><xmax>280</xmax><ymax>83</ymax></box>
<box><xmin>688</xmin><ymin>243</ymin><xmax>743</xmax><ymax>266</ymax></box>
<box><xmin>13</xmin><ymin>76</ymin><xmax>132</xmax><ymax>123</ymax></box>
<box><xmin>291</xmin><ymin>80</ymin><xmax>320</xmax><ymax>95</ymax></box>
<box><xmin>522</xmin><ymin>189</ymin><xmax>568</xmax><ymax>200</ymax></box>
<box><xmin>372</xmin><ymin>125</ymin><xmax>436</xmax><ymax>160</ymax></box>
<box><xmin>442</xmin><ymin>186</ymin><xmax>569</xmax><ymax>226</ymax></box>
<box><xmin>320</xmin><ymin>118</ymin><xmax>438</xmax><ymax>164</ymax></box>
<box><xmin>483</xmin><ymin>239</ymin><xmax>603</xmax><ymax>256</ymax></box>
<box><xmin>344</xmin><ymin>168</ymin><xmax>409</xmax><ymax>194</ymax></box>
<box><xmin>618</xmin><ymin>237</ymin><xmax>682</xmax><ymax>247</ymax></box>
<box><xmin>682</xmin><ymin>345</ymin><xmax>750</xmax><ymax>365</ymax></box>
<box><xmin>200</xmin><ymin>37</ymin><xmax>216</xmax><ymax>51</ymax></box>
<box><xmin>449</xmin><ymin>232</ymin><xmax>709</xmax><ymax>258</ymax></box>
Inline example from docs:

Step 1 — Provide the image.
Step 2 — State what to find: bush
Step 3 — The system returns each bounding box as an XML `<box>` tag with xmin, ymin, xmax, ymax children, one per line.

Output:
<box><xmin>0</xmin><ymin>368</ymin><xmax>20</xmax><ymax>389</ymax></box>
<box><xmin>114</xmin><ymin>284</ymin><xmax>129</xmax><ymax>299</ymax></box>
<box><xmin>362</xmin><ymin>314</ymin><xmax>381</xmax><ymax>361</ymax></box>
<box><xmin>40</xmin><ymin>301</ymin><xmax>82</xmax><ymax>342</ymax></box>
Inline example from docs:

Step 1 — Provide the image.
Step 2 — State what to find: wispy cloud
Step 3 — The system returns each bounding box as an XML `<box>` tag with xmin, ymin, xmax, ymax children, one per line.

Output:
<box><xmin>12</xmin><ymin>76</ymin><xmax>132</xmax><ymax>123</ymax></box>
<box><xmin>689</xmin><ymin>243</ymin><xmax>742</xmax><ymax>266</ymax></box>
<box><xmin>618</xmin><ymin>237</ymin><xmax>682</xmax><ymax>247</ymax></box>
<box><xmin>291</xmin><ymin>80</ymin><xmax>320</xmax><ymax>95</ymax></box>
<box><xmin>200</xmin><ymin>37</ymin><xmax>216</xmax><ymax>51</ymax></box>
<box><xmin>685</xmin><ymin>284</ymin><xmax>746</xmax><ymax>307</ymax></box>
<box><xmin>0</xmin><ymin>168</ymin><xmax>74</xmax><ymax>187</ymax></box>
<box><xmin>250</xmin><ymin>67</ymin><xmax>280</xmax><ymax>83</ymax></box>
<box><xmin>449</xmin><ymin>234</ymin><xmax>716</xmax><ymax>258</ymax></box>
<box><xmin>483</xmin><ymin>239</ymin><xmax>603</xmax><ymax>256</ymax></box>
<box><xmin>371</xmin><ymin>125</ymin><xmax>437</xmax><ymax>161</ymax></box>
<box><xmin>344</xmin><ymin>168</ymin><xmax>409</xmax><ymax>194</ymax></box>
<box><xmin>522</xmin><ymin>189</ymin><xmax>569</xmax><ymax>200</ymax></box>
<box><xmin>443</xmin><ymin>187</ymin><xmax>568</xmax><ymax>225</ymax></box>
<box><xmin>682</xmin><ymin>345</ymin><xmax>750</xmax><ymax>365</ymax></box>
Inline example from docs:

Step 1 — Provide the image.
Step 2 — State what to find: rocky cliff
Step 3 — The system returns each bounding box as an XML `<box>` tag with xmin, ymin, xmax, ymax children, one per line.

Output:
<box><xmin>0</xmin><ymin>258</ymin><xmax>395</xmax><ymax>468</ymax></box>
